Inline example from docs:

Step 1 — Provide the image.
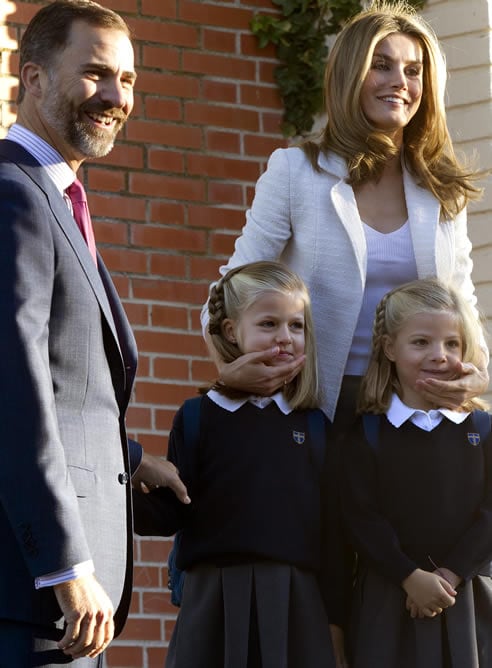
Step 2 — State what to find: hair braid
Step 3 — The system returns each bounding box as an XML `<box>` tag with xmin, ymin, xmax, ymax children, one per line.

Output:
<box><xmin>208</xmin><ymin>280</ymin><xmax>227</xmax><ymax>336</ymax></box>
<box><xmin>208</xmin><ymin>265</ymin><xmax>245</xmax><ymax>336</ymax></box>
<box><xmin>370</xmin><ymin>291</ymin><xmax>390</xmax><ymax>361</ymax></box>
<box><xmin>357</xmin><ymin>290</ymin><xmax>394</xmax><ymax>414</ymax></box>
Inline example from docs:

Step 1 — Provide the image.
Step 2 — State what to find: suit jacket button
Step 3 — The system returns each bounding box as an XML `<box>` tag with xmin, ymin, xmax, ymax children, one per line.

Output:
<box><xmin>118</xmin><ymin>472</ymin><xmax>129</xmax><ymax>484</ymax></box>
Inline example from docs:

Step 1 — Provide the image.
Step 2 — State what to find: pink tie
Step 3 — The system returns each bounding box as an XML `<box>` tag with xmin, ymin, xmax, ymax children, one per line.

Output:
<box><xmin>66</xmin><ymin>178</ymin><xmax>97</xmax><ymax>264</ymax></box>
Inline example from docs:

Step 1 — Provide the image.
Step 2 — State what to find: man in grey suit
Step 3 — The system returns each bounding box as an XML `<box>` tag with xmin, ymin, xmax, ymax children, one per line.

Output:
<box><xmin>0</xmin><ymin>1</ymin><xmax>188</xmax><ymax>665</ymax></box>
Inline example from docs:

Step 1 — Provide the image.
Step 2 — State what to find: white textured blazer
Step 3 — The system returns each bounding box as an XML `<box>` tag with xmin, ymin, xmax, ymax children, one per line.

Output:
<box><xmin>208</xmin><ymin>147</ymin><xmax>478</xmax><ymax>420</ymax></box>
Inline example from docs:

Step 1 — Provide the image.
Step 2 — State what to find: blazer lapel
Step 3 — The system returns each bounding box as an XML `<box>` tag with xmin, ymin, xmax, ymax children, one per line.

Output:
<box><xmin>403</xmin><ymin>166</ymin><xmax>440</xmax><ymax>278</ymax></box>
<box><xmin>318</xmin><ymin>151</ymin><xmax>366</xmax><ymax>286</ymax></box>
<box><xmin>319</xmin><ymin>150</ymin><xmax>442</xmax><ymax>284</ymax></box>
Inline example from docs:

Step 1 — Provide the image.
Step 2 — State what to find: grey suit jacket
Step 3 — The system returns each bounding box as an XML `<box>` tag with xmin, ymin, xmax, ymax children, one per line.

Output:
<box><xmin>0</xmin><ymin>140</ymin><xmax>138</xmax><ymax>635</ymax></box>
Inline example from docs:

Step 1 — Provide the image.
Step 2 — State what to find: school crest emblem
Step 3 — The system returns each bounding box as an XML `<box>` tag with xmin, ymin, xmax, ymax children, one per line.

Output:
<box><xmin>467</xmin><ymin>432</ymin><xmax>481</xmax><ymax>446</ymax></box>
<box><xmin>293</xmin><ymin>431</ymin><xmax>305</xmax><ymax>445</ymax></box>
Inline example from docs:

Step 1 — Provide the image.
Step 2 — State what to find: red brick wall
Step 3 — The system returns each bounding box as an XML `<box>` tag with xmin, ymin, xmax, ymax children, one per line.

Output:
<box><xmin>1</xmin><ymin>1</ymin><xmax>286</xmax><ymax>665</ymax></box>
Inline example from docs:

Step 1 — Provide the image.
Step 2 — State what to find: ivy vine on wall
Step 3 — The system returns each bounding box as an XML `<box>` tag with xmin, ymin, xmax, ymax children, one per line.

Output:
<box><xmin>250</xmin><ymin>0</ymin><xmax>425</xmax><ymax>138</ymax></box>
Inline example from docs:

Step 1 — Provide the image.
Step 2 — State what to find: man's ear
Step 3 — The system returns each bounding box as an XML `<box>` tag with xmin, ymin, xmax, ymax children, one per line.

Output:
<box><xmin>20</xmin><ymin>62</ymin><xmax>45</xmax><ymax>99</ymax></box>
<box><xmin>221</xmin><ymin>318</ymin><xmax>237</xmax><ymax>344</ymax></box>
<box><xmin>382</xmin><ymin>334</ymin><xmax>395</xmax><ymax>361</ymax></box>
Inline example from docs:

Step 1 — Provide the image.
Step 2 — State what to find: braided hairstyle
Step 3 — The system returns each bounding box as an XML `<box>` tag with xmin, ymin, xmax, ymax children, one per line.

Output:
<box><xmin>358</xmin><ymin>278</ymin><xmax>488</xmax><ymax>413</ymax></box>
<box><xmin>206</xmin><ymin>261</ymin><xmax>320</xmax><ymax>410</ymax></box>
<box><xmin>358</xmin><ymin>291</ymin><xmax>396</xmax><ymax>413</ymax></box>
<box><xmin>208</xmin><ymin>265</ymin><xmax>246</xmax><ymax>364</ymax></box>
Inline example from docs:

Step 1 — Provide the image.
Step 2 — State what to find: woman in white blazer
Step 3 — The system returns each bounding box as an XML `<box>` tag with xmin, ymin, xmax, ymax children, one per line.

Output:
<box><xmin>202</xmin><ymin>3</ymin><xmax>489</xmax><ymax>428</ymax></box>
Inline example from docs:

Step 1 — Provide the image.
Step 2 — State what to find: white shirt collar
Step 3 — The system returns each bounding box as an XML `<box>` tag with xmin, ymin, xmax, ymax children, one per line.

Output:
<box><xmin>7</xmin><ymin>123</ymin><xmax>75</xmax><ymax>194</ymax></box>
<box><xmin>386</xmin><ymin>393</ymin><xmax>469</xmax><ymax>432</ymax></box>
<box><xmin>207</xmin><ymin>389</ymin><xmax>293</xmax><ymax>414</ymax></box>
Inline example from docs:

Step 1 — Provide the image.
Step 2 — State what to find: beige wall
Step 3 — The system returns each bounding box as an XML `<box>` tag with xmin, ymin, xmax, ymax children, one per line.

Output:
<box><xmin>422</xmin><ymin>0</ymin><xmax>492</xmax><ymax>385</ymax></box>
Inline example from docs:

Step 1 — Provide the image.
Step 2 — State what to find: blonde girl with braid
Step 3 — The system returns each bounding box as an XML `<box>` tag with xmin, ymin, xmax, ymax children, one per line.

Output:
<box><xmin>206</xmin><ymin>261</ymin><xmax>320</xmax><ymax>409</ymax></box>
<box><xmin>134</xmin><ymin>261</ymin><xmax>349</xmax><ymax>668</ymax></box>
<box><xmin>341</xmin><ymin>278</ymin><xmax>492</xmax><ymax>668</ymax></box>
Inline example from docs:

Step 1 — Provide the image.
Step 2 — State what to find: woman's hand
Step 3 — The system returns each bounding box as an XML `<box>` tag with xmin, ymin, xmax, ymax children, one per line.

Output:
<box><xmin>415</xmin><ymin>359</ymin><xmax>489</xmax><ymax>410</ymax></box>
<box><xmin>218</xmin><ymin>346</ymin><xmax>305</xmax><ymax>395</ymax></box>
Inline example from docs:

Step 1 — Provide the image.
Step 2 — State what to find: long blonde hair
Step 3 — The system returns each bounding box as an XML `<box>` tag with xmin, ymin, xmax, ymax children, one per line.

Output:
<box><xmin>359</xmin><ymin>278</ymin><xmax>488</xmax><ymax>413</ymax></box>
<box><xmin>207</xmin><ymin>261</ymin><xmax>320</xmax><ymax>410</ymax></box>
<box><xmin>302</xmin><ymin>0</ymin><xmax>482</xmax><ymax>219</ymax></box>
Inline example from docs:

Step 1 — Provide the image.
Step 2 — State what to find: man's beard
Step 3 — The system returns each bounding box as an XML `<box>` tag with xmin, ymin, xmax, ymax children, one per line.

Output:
<box><xmin>42</xmin><ymin>86</ymin><xmax>127</xmax><ymax>159</ymax></box>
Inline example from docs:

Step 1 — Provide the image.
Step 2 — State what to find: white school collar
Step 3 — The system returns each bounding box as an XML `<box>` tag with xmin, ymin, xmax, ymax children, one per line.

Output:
<box><xmin>386</xmin><ymin>393</ymin><xmax>469</xmax><ymax>432</ymax></box>
<box><xmin>207</xmin><ymin>389</ymin><xmax>293</xmax><ymax>414</ymax></box>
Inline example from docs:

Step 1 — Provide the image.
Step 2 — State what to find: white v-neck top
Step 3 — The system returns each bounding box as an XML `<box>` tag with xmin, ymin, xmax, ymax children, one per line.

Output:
<box><xmin>345</xmin><ymin>221</ymin><xmax>418</xmax><ymax>376</ymax></box>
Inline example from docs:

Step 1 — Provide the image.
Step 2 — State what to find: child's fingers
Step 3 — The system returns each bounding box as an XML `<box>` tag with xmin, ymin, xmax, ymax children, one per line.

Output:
<box><xmin>405</xmin><ymin>595</ymin><xmax>419</xmax><ymax>618</ymax></box>
<box><xmin>421</xmin><ymin>601</ymin><xmax>451</xmax><ymax>618</ymax></box>
<box><xmin>438</xmin><ymin>586</ymin><xmax>456</xmax><ymax>608</ymax></box>
<box><xmin>408</xmin><ymin>603</ymin><xmax>419</xmax><ymax>618</ymax></box>
<box><xmin>423</xmin><ymin>607</ymin><xmax>437</xmax><ymax>618</ymax></box>
<box><xmin>440</xmin><ymin>578</ymin><xmax>457</xmax><ymax>598</ymax></box>
<box><xmin>408</xmin><ymin>601</ymin><xmax>445</xmax><ymax>618</ymax></box>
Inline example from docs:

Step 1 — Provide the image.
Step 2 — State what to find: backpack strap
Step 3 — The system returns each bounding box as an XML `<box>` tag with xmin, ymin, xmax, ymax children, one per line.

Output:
<box><xmin>362</xmin><ymin>413</ymin><xmax>381</xmax><ymax>451</ymax></box>
<box><xmin>471</xmin><ymin>409</ymin><xmax>491</xmax><ymax>444</ymax></box>
<box><xmin>307</xmin><ymin>409</ymin><xmax>327</xmax><ymax>474</ymax></box>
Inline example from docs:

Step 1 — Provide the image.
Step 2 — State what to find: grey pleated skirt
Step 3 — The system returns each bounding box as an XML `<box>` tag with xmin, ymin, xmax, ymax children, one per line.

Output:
<box><xmin>349</xmin><ymin>567</ymin><xmax>492</xmax><ymax>668</ymax></box>
<box><xmin>165</xmin><ymin>562</ymin><xmax>337</xmax><ymax>668</ymax></box>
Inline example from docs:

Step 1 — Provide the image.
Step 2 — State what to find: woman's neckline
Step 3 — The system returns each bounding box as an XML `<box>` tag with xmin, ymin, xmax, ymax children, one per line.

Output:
<box><xmin>362</xmin><ymin>220</ymin><xmax>409</xmax><ymax>236</ymax></box>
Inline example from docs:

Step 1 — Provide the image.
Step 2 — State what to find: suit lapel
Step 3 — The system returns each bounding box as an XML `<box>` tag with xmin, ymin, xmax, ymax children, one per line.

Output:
<box><xmin>98</xmin><ymin>259</ymin><xmax>138</xmax><ymax>405</ymax></box>
<box><xmin>0</xmin><ymin>140</ymin><xmax>131</xmax><ymax>364</ymax></box>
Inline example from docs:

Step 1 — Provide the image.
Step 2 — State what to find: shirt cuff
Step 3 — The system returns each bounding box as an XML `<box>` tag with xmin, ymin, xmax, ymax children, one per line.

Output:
<box><xmin>34</xmin><ymin>560</ymin><xmax>95</xmax><ymax>590</ymax></box>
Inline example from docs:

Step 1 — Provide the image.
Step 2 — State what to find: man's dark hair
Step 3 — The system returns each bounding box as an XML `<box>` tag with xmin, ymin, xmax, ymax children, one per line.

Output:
<box><xmin>18</xmin><ymin>0</ymin><xmax>131</xmax><ymax>104</ymax></box>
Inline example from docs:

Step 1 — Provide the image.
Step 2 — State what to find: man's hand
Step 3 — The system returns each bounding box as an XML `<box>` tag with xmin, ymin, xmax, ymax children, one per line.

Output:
<box><xmin>132</xmin><ymin>452</ymin><xmax>191</xmax><ymax>504</ymax></box>
<box><xmin>54</xmin><ymin>574</ymin><xmax>114</xmax><ymax>659</ymax></box>
<box><xmin>218</xmin><ymin>346</ymin><xmax>305</xmax><ymax>396</ymax></box>
<box><xmin>416</xmin><ymin>359</ymin><xmax>489</xmax><ymax>410</ymax></box>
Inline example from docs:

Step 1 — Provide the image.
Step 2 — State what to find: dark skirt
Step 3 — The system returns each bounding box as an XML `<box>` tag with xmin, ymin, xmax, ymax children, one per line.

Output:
<box><xmin>165</xmin><ymin>562</ymin><xmax>337</xmax><ymax>668</ymax></box>
<box><xmin>349</xmin><ymin>567</ymin><xmax>492</xmax><ymax>668</ymax></box>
